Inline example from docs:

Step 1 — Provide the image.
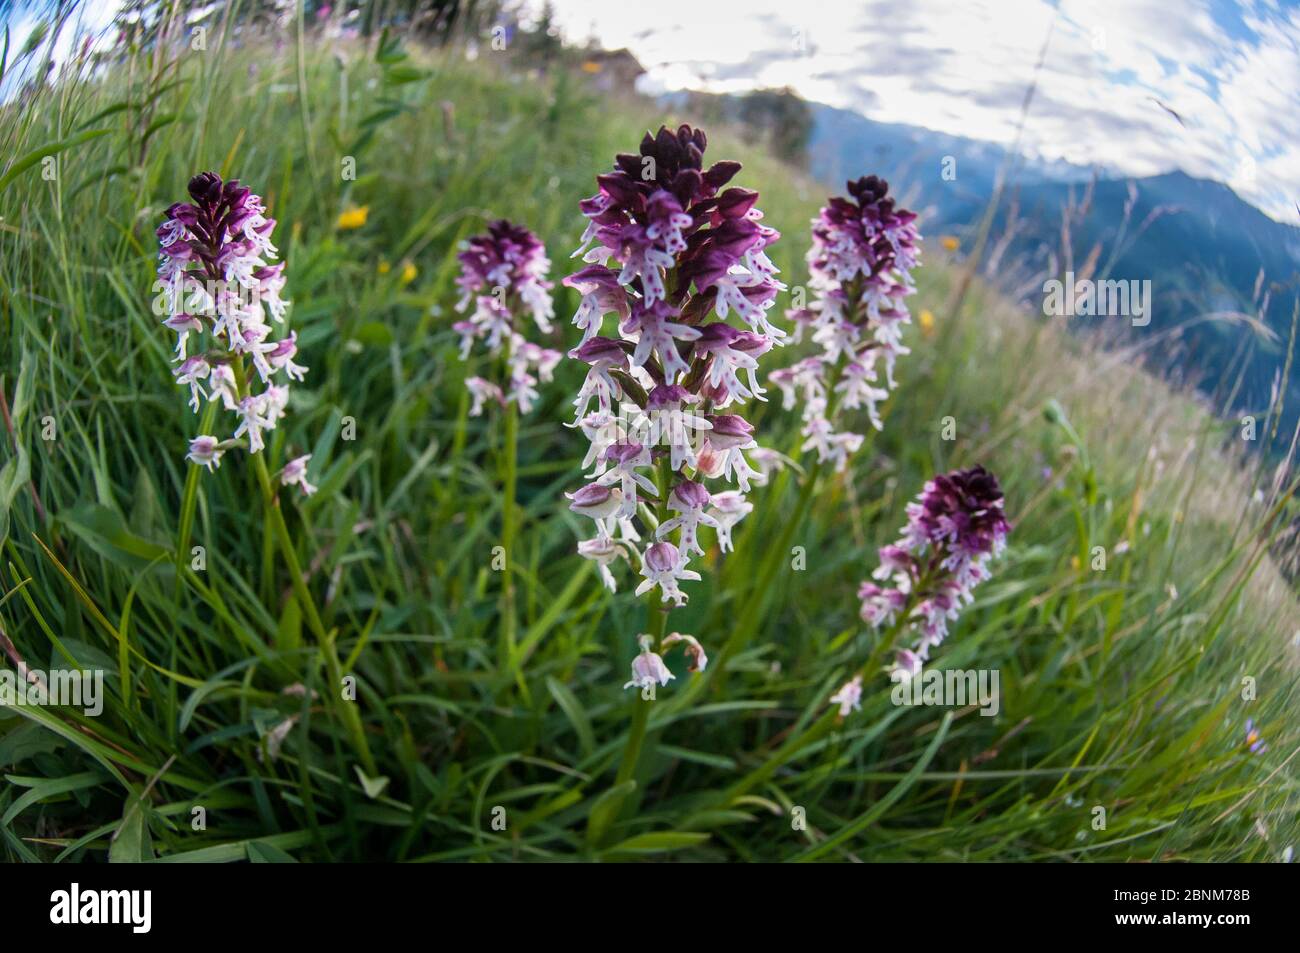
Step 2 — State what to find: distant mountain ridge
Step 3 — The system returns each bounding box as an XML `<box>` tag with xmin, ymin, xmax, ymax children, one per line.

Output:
<box><xmin>805</xmin><ymin>101</ymin><xmax>1300</xmax><ymax>448</ymax></box>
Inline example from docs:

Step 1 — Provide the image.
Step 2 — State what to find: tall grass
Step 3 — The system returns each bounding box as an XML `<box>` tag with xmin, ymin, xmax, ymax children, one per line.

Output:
<box><xmin>0</xmin><ymin>24</ymin><xmax>1295</xmax><ymax>862</ymax></box>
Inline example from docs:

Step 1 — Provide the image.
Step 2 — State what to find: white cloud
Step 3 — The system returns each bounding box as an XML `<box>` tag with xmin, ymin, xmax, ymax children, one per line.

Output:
<box><xmin>543</xmin><ymin>0</ymin><xmax>1299</xmax><ymax>224</ymax></box>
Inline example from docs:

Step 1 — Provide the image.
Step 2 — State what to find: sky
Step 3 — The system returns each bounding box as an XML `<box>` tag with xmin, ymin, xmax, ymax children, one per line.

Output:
<box><xmin>0</xmin><ymin>0</ymin><xmax>121</xmax><ymax>99</ymax></box>
<box><xmin>539</xmin><ymin>0</ymin><xmax>1300</xmax><ymax>225</ymax></box>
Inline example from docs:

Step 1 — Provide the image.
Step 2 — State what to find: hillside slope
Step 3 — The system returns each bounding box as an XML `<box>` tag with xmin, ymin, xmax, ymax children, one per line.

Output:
<box><xmin>0</xmin><ymin>37</ymin><xmax>1295</xmax><ymax>862</ymax></box>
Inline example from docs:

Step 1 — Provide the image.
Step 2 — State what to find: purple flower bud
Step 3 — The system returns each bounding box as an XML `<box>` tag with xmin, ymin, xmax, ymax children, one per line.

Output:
<box><xmin>715</xmin><ymin>187</ymin><xmax>759</xmax><ymax>219</ymax></box>
<box><xmin>566</xmin><ymin>482</ymin><xmax>622</xmax><ymax>520</ymax></box>
<box><xmin>647</xmin><ymin>382</ymin><xmax>692</xmax><ymax>407</ymax></box>
<box><xmin>702</xmin><ymin>160</ymin><xmax>742</xmax><ymax>193</ymax></box>
<box><xmin>706</xmin><ymin>217</ymin><xmax>762</xmax><ymax>257</ymax></box>
<box><xmin>693</xmin><ymin>322</ymin><xmax>742</xmax><ymax>350</ymax></box>
<box><xmin>624</xmin><ymin>642</ymin><xmax>675</xmax><ymax>691</ymax></box>
<box><xmin>603</xmin><ymin>441</ymin><xmax>645</xmax><ymax>466</ymax></box>
<box><xmin>730</xmin><ymin>330</ymin><xmax>772</xmax><ymax>357</ymax></box>
<box><xmin>671</xmin><ymin>479</ymin><xmax>711</xmax><ymax>511</ymax></box>
<box><xmin>188</xmin><ymin>171</ymin><xmax>223</xmax><ymax>206</ymax></box>
<box><xmin>644</xmin><ymin>541</ymin><xmax>679</xmax><ymax>574</ymax></box>
<box><xmin>564</xmin><ymin>263</ymin><xmax>624</xmax><ymax>295</ymax></box>
<box><xmin>705</xmin><ymin>414</ymin><xmax>754</xmax><ymax>449</ymax></box>
<box><xmin>570</xmin><ymin>336</ymin><xmax>628</xmax><ymax>368</ymax></box>
<box><xmin>699</xmin><ymin>378</ymin><xmax>729</xmax><ymax>404</ymax></box>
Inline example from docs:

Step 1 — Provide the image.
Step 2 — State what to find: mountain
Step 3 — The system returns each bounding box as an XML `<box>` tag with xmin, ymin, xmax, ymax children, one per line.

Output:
<box><xmin>806</xmin><ymin>102</ymin><xmax>1300</xmax><ymax>450</ymax></box>
<box><xmin>807</xmin><ymin>101</ymin><xmax>1098</xmax><ymax>213</ymax></box>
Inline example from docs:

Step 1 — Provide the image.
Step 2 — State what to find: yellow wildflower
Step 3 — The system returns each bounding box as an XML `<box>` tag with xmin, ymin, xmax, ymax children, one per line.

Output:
<box><xmin>939</xmin><ymin>235</ymin><xmax>959</xmax><ymax>252</ymax></box>
<box><xmin>400</xmin><ymin>261</ymin><xmax>417</xmax><ymax>285</ymax></box>
<box><xmin>918</xmin><ymin>308</ymin><xmax>935</xmax><ymax>337</ymax></box>
<box><xmin>336</xmin><ymin>205</ymin><xmax>369</xmax><ymax>230</ymax></box>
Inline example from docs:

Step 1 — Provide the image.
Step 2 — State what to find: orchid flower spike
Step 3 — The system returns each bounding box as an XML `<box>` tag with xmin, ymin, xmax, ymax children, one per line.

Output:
<box><xmin>773</xmin><ymin>175</ymin><xmax>921</xmax><ymax>472</ymax></box>
<box><xmin>158</xmin><ymin>172</ymin><xmax>313</xmax><ymax>495</ymax></box>
<box><xmin>566</xmin><ymin>125</ymin><xmax>785</xmax><ymax>621</ymax></box>
<box><xmin>453</xmin><ymin>219</ymin><xmax>562</xmax><ymax>416</ymax></box>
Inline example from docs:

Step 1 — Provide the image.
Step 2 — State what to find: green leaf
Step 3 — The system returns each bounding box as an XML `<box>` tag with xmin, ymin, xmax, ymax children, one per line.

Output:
<box><xmin>0</xmin><ymin>349</ymin><xmax>34</xmax><ymax>545</ymax></box>
<box><xmin>276</xmin><ymin>595</ymin><xmax>303</xmax><ymax>652</ymax></box>
<box><xmin>1</xmin><ymin>27</ymin><xmax>11</xmax><ymax>88</ymax></box>
<box><xmin>58</xmin><ymin>502</ymin><xmax>171</xmax><ymax>572</ymax></box>
<box><xmin>247</xmin><ymin>841</ymin><xmax>299</xmax><ymax>863</ymax></box>
<box><xmin>156</xmin><ymin>826</ymin><xmax>343</xmax><ymax>863</ymax></box>
<box><xmin>353</xmin><ymin>321</ymin><xmax>395</xmax><ymax>347</ymax></box>
<box><xmin>353</xmin><ymin>766</ymin><xmax>391</xmax><ymax>799</ymax></box>
<box><xmin>375</xmin><ymin>28</ymin><xmax>407</xmax><ymax>65</ymax></box>
<box><xmin>583</xmin><ymin>778</ymin><xmax>636</xmax><ymax>847</ymax></box>
<box><xmin>546</xmin><ymin>677</ymin><xmax>595</xmax><ymax>757</ymax></box>
<box><xmin>2</xmin><ymin>771</ymin><xmax>103</xmax><ymax>825</ymax></box>
<box><xmin>656</xmin><ymin>744</ymin><xmax>736</xmax><ymax>771</ymax></box>
<box><xmin>141</xmin><ymin>112</ymin><xmax>181</xmax><ymax>145</ymax></box>
<box><xmin>602</xmin><ymin>831</ymin><xmax>711</xmax><ymax>856</ymax></box>
<box><xmin>0</xmin><ymin>129</ymin><xmax>110</xmax><ymax>194</ymax></box>
<box><xmin>69</xmin><ymin>164</ymin><xmax>129</xmax><ymax>199</ymax></box>
<box><xmin>0</xmin><ymin>721</ymin><xmax>65</xmax><ymax>768</ymax></box>
<box><xmin>109</xmin><ymin>795</ymin><xmax>155</xmax><ymax>863</ymax></box>
<box><xmin>383</xmin><ymin>66</ymin><xmax>429</xmax><ymax>86</ymax></box>
<box><xmin>47</xmin><ymin>638</ymin><xmax>118</xmax><ymax>676</ymax></box>
<box><xmin>75</xmin><ymin>101</ymin><xmax>133</xmax><ymax>131</ymax></box>
<box><xmin>359</xmin><ymin>106</ymin><xmax>405</xmax><ymax>129</ymax></box>
<box><xmin>793</xmin><ymin>712</ymin><xmax>953</xmax><ymax>862</ymax></box>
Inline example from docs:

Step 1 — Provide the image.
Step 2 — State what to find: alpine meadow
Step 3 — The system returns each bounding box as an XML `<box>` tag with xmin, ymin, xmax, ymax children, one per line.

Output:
<box><xmin>0</xmin><ymin>0</ymin><xmax>1297</xmax><ymax>873</ymax></box>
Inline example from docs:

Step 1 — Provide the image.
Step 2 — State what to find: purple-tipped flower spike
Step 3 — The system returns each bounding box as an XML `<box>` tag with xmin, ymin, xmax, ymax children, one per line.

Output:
<box><xmin>453</xmin><ymin>219</ymin><xmax>561</xmax><ymax>416</ymax></box>
<box><xmin>859</xmin><ymin>466</ymin><xmax>1010</xmax><ymax>678</ymax></box>
<box><xmin>456</xmin><ymin>219</ymin><xmax>555</xmax><ymax>329</ymax></box>
<box><xmin>773</xmin><ymin>176</ymin><xmax>921</xmax><ymax>472</ymax></box>
<box><xmin>157</xmin><ymin>172</ymin><xmax>309</xmax><ymax>491</ymax></box>
<box><xmin>566</xmin><ymin>125</ymin><xmax>786</xmax><ymax>627</ymax></box>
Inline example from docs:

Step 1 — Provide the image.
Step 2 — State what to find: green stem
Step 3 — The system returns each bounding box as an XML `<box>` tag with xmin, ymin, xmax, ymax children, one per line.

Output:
<box><xmin>232</xmin><ymin>361</ymin><xmax>378</xmax><ymax>777</ymax></box>
<box><xmin>174</xmin><ymin>399</ymin><xmax>220</xmax><ymax>594</ymax></box>
<box><xmin>619</xmin><ymin>570</ymin><xmax>671</xmax><ymax>776</ymax></box>
<box><xmin>499</xmin><ymin>393</ymin><xmax>520</xmax><ymax>685</ymax></box>
<box><xmin>588</xmin><ymin>455</ymin><xmax>672</xmax><ymax>847</ymax></box>
<box><xmin>614</xmin><ymin>684</ymin><xmax>652</xmax><ymax>783</ymax></box>
<box><xmin>252</xmin><ymin>444</ymin><xmax>378</xmax><ymax>777</ymax></box>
